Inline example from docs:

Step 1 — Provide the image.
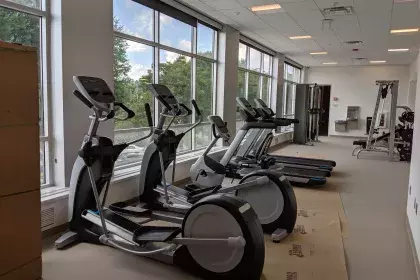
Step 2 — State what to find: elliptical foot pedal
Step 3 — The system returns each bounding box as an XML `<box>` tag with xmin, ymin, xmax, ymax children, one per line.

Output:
<box><xmin>133</xmin><ymin>226</ymin><xmax>181</xmax><ymax>243</ymax></box>
<box><xmin>55</xmin><ymin>231</ymin><xmax>79</xmax><ymax>249</ymax></box>
<box><xmin>271</xmin><ymin>228</ymin><xmax>288</xmax><ymax>243</ymax></box>
<box><xmin>109</xmin><ymin>202</ymin><xmax>152</xmax><ymax>216</ymax></box>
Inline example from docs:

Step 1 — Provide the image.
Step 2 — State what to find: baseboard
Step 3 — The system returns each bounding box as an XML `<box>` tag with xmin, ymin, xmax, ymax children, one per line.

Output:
<box><xmin>406</xmin><ymin>214</ymin><xmax>420</xmax><ymax>279</ymax></box>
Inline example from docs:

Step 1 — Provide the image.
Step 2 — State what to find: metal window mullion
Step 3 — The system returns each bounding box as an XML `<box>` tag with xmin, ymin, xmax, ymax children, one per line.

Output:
<box><xmin>0</xmin><ymin>0</ymin><xmax>47</xmax><ymax>16</ymax></box>
<box><xmin>154</xmin><ymin>10</ymin><xmax>160</xmax><ymax>124</ymax></box>
<box><xmin>191</xmin><ymin>25</ymin><xmax>197</xmax><ymax>151</ymax></box>
<box><xmin>244</xmin><ymin>71</ymin><xmax>249</xmax><ymax>99</ymax></box>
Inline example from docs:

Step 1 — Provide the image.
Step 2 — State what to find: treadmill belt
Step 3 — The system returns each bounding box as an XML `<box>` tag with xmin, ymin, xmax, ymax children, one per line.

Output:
<box><xmin>274</xmin><ymin>155</ymin><xmax>336</xmax><ymax>168</ymax></box>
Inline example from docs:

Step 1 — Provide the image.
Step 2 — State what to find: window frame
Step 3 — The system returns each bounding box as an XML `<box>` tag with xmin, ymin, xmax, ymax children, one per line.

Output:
<box><xmin>237</xmin><ymin>42</ymin><xmax>273</xmax><ymax>119</ymax></box>
<box><xmin>113</xmin><ymin>2</ymin><xmax>219</xmax><ymax>171</ymax></box>
<box><xmin>1</xmin><ymin>0</ymin><xmax>52</xmax><ymax>188</ymax></box>
<box><xmin>282</xmin><ymin>62</ymin><xmax>302</xmax><ymax>132</ymax></box>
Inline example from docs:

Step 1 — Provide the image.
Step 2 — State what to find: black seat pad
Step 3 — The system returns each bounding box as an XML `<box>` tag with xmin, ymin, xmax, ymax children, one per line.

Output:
<box><xmin>353</xmin><ymin>140</ymin><xmax>367</xmax><ymax>148</ymax></box>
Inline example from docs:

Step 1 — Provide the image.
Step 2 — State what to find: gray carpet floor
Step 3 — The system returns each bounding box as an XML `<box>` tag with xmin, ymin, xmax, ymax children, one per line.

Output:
<box><xmin>41</xmin><ymin>137</ymin><xmax>417</xmax><ymax>280</ymax></box>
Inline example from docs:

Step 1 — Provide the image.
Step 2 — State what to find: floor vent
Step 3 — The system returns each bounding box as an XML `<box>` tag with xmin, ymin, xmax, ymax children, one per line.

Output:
<box><xmin>41</xmin><ymin>207</ymin><xmax>55</xmax><ymax>229</ymax></box>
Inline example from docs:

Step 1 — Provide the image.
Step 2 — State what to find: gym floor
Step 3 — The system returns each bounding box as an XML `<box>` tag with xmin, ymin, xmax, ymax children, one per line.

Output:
<box><xmin>41</xmin><ymin>137</ymin><xmax>417</xmax><ymax>280</ymax></box>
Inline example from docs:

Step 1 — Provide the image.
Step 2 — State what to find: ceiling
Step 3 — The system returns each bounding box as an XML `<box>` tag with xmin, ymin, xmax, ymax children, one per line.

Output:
<box><xmin>179</xmin><ymin>0</ymin><xmax>420</xmax><ymax>67</ymax></box>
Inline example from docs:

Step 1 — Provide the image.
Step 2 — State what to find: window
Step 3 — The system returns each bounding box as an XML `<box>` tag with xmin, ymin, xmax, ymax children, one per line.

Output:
<box><xmin>113</xmin><ymin>0</ymin><xmax>218</xmax><ymax>169</ymax></box>
<box><xmin>236</xmin><ymin>43</ymin><xmax>273</xmax><ymax>131</ymax></box>
<box><xmin>282</xmin><ymin>63</ymin><xmax>301</xmax><ymax>132</ymax></box>
<box><xmin>0</xmin><ymin>2</ymin><xmax>50</xmax><ymax>186</ymax></box>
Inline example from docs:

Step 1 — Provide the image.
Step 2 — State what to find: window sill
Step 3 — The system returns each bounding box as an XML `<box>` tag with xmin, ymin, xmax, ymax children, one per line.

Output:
<box><xmin>41</xmin><ymin>185</ymin><xmax>69</xmax><ymax>203</ymax></box>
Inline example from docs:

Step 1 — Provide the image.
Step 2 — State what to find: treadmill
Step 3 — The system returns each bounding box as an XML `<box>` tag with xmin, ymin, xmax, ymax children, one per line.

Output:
<box><xmin>236</xmin><ymin>98</ymin><xmax>335</xmax><ymax>173</ymax></box>
<box><xmin>230</xmin><ymin>98</ymin><xmax>328</xmax><ymax>187</ymax></box>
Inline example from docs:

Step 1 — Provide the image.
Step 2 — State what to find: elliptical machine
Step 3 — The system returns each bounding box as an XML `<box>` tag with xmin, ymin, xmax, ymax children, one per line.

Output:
<box><xmin>55</xmin><ymin>76</ymin><xmax>265</xmax><ymax>280</ymax></box>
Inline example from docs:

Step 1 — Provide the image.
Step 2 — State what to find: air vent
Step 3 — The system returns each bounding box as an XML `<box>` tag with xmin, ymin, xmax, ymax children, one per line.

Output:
<box><xmin>323</xmin><ymin>6</ymin><xmax>354</xmax><ymax>16</ymax></box>
<box><xmin>41</xmin><ymin>207</ymin><xmax>55</xmax><ymax>228</ymax></box>
<box><xmin>344</xmin><ymin>40</ymin><xmax>363</xmax><ymax>46</ymax></box>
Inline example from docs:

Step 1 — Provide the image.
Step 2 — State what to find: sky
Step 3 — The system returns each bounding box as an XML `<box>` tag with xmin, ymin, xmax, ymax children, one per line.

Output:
<box><xmin>113</xmin><ymin>0</ymin><xmax>214</xmax><ymax>80</ymax></box>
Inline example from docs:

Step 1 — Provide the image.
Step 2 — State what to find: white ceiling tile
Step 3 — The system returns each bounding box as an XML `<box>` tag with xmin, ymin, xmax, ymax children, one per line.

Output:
<box><xmin>200</xmin><ymin>0</ymin><xmax>244</xmax><ymax>10</ymax></box>
<box><xmin>391</xmin><ymin>2</ymin><xmax>420</xmax><ymax>29</ymax></box>
<box><xmin>260</xmin><ymin>12</ymin><xmax>306</xmax><ymax>35</ymax></box>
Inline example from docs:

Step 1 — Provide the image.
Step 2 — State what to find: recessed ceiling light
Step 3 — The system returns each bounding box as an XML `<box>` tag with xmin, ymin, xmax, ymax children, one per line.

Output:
<box><xmin>289</xmin><ymin>35</ymin><xmax>312</xmax><ymax>40</ymax></box>
<box><xmin>251</xmin><ymin>4</ymin><xmax>281</xmax><ymax>12</ymax></box>
<box><xmin>390</xmin><ymin>28</ymin><xmax>419</xmax><ymax>34</ymax></box>
<box><xmin>323</xmin><ymin>62</ymin><xmax>338</xmax><ymax>65</ymax></box>
<box><xmin>388</xmin><ymin>48</ymin><xmax>410</xmax><ymax>52</ymax></box>
<box><xmin>370</xmin><ymin>61</ymin><xmax>387</xmax><ymax>64</ymax></box>
<box><xmin>310</xmin><ymin>52</ymin><xmax>328</xmax><ymax>55</ymax></box>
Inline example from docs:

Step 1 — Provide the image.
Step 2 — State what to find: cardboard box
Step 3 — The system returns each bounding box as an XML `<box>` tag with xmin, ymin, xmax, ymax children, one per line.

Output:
<box><xmin>0</xmin><ymin>42</ymin><xmax>38</xmax><ymax>127</ymax></box>
<box><xmin>0</xmin><ymin>125</ymin><xmax>40</xmax><ymax>197</ymax></box>
<box><xmin>0</xmin><ymin>258</ymin><xmax>41</xmax><ymax>280</ymax></box>
<box><xmin>263</xmin><ymin>210</ymin><xmax>348</xmax><ymax>280</ymax></box>
<box><xmin>0</xmin><ymin>190</ymin><xmax>42</xmax><ymax>276</ymax></box>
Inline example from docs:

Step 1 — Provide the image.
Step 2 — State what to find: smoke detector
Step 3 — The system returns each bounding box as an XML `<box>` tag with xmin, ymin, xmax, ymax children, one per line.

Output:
<box><xmin>323</xmin><ymin>5</ymin><xmax>354</xmax><ymax>16</ymax></box>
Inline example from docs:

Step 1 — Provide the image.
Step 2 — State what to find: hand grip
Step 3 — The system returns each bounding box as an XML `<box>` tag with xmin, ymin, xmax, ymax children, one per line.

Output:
<box><xmin>179</xmin><ymin>103</ymin><xmax>192</xmax><ymax>115</ymax></box>
<box><xmin>115</xmin><ymin>102</ymin><xmax>135</xmax><ymax>119</ymax></box>
<box><xmin>145</xmin><ymin>103</ymin><xmax>153</xmax><ymax>127</ymax></box>
<box><xmin>73</xmin><ymin>90</ymin><xmax>93</xmax><ymax>108</ymax></box>
<box><xmin>191</xmin><ymin>100</ymin><xmax>201</xmax><ymax>116</ymax></box>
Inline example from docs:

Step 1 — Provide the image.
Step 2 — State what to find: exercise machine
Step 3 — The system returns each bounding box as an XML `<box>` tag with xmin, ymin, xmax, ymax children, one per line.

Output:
<box><xmin>189</xmin><ymin>114</ymin><xmax>298</xmax><ymax>240</ymax></box>
<box><xmin>240</xmin><ymin>98</ymin><xmax>335</xmax><ymax>175</ymax></box>
<box><xmin>126</xmin><ymin>84</ymin><xmax>296</xmax><ymax>241</ymax></box>
<box><xmin>354</xmin><ymin>80</ymin><xmax>401</xmax><ymax>161</ymax></box>
<box><xmin>294</xmin><ymin>84</ymin><xmax>324</xmax><ymax>145</ymax></box>
<box><xmin>55</xmin><ymin>76</ymin><xmax>265</xmax><ymax>279</ymax></box>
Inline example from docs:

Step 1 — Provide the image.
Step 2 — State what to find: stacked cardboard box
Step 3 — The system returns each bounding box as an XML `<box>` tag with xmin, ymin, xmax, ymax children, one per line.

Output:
<box><xmin>0</xmin><ymin>41</ymin><xmax>42</xmax><ymax>279</ymax></box>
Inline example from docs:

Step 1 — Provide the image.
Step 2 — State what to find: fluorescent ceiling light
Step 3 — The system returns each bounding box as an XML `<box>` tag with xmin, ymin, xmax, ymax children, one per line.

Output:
<box><xmin>394</xmin><ymin>0</ymin><xmax>416</xmax><ymax>3</ymax></box>
<box><xmin>310</xmin><ymin>52</ymin><xmax>328</xmax><ymax>55</ymax></box>
<box><xmin>251</xmin><ymin>4</ymin><xmax>281</xmax><ymax>12</ymax></box>
<box><xmin>323</xmin><ymin>62</ymin><xmax>337</xmax><ymax>65</ymax></box>
<box><xmin>289</xmin><ymin>35</ymin><xmax>312</xmax><ymax>40</ymax></box>
<box><xmin>370</xmin><ymin>61</ymin><xmax>386</xmax><ymax>64</ymax></box>
<box><xmin>388</xmin><ymin>48</ymin><xmax>409</xmax><ymax>52</ymax></box>
<box><xmin>390</xmin><ymin>28</ymin><xmax>419</xmax><ymax>34</ymax></box>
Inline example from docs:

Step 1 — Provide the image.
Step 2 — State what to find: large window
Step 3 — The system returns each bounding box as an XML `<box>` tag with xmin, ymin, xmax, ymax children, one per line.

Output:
<box><xmin>113</xmin><ymin>0</ymin><xmax>218</xmax><ymax>169</ymax></box>
<box><xmin>282</xmin><ymin>63</ymin><xmax>301</xmax><ymax>131</ymax></box>
<box><xmin>0</xmin><ymin>1</ymin><xmax>50</xmax><ymax>186</ymax></box>
<box><xmin>236</xmin><ymin>43</ymin><xmax>273</xmax><ymax>130</ymax></box>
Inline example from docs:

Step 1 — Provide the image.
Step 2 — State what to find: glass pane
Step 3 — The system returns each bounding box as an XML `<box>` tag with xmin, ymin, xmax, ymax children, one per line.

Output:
<box><xmin>262</xmin><ymin>76</ymin><xmax>269</xmax><ymax>104</ymax></box>
<box><xmin>40</xmin><ymin>142</ymin><xmax>45</xmax><ymax>184</ymax></box>
<box><xmin>238</xmin><ymin>43</ymin><xmax>247</xmax><ymax>68</ymax></box>
<box><xmin>6</xmin><ymin>0</ymin><xmax>40</xmax><ymax>9</ymax></box>
<box><xmin>114</xmin><ymin>39</ymin><xmax>154</xmax><ymax>130</ymax></box>
<box><xmin>237</xmin><ymin>71</ymin><xmax>246</xmax><ymax>98</ymax></box>
<box><xmin>249</xmin><ymin>48</ymin><xmax>261</xmax><ymax>72</ymax></box>
<box><xmin>113</xmin><ymin>38</ymin><xmax>154</xmax><ymax>168</ymax></box>
<box><xmin>195</xmin><ymin>124</ymin><xmax>212</xmax><ymax>149</ymax></box>
<box><xmin>113</xmin><ymin>0</ymin><xmax>153</xmax><ymax>41</ymax></box>
<box><xmin>160</xmin><ymin>13</ymin><xmax>192</xmax><ymax>52</ymax></box>
<box><xmin>159</xmin><ymin>50</ymin><xmax>192</xmax><ymax>152</ymax></box>
<box><xmin>197</xmin><ymin>23</ymin><xmax>214</xmax><ymax>59</ymax></box>
<box><xmin>196</xmin><ymin>59</ymin><xmax>213</xmax><ymax>118</ymax></box>
<box><xmin>286</xmin><ymin>65</ymin><xmax>294</xmax><ymax>81</ymax></box>
<box><xmin>263</xmin><ymin>54</ymin><xmax>271</xmax><ymax>74</ymax></box>
<box><xmin>195</xmin><ymin>59</ymin><xmax>213</xmax><ymax>148</ymax></box>
<box><xmin>248</xmin><ymin>73</ymin><xmax>259</xmax><ymax>102</ymax></box>
<box><xmin>286</xmin><ymin>82</ymin><xmax>294</xmax><ymax>115</ymax></box>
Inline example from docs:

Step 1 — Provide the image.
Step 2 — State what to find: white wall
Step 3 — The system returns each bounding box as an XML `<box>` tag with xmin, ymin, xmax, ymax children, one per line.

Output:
<box><xmin>409</xmin><ymin>58</ymin><xmax>418</xmax><ymax>110</ymax></box>
<box><xmin>407</xmin><ymin>51</ymin><xmax>420</xmax><ymax>264</ymax></box>
<box><xmin>306</xmin><ymin>65</ymin><xmax>410</xmax><ymax>137</ymax></box>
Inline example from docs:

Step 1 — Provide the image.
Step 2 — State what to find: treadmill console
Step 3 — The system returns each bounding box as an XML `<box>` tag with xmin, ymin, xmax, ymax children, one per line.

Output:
<box><xmin>148</xmin><ymin>84</ymin><xmax>179</xmax><ymax>109</ymax></box>
<box><xmin>73</xmin><ymin>76</ymin><xmax>116</xmax><ymax>113</ymax></box>
<box><xmin>254</xmin><ymin>98</ymin><xmax>275</xmax><ymax>117</ymax></box>
<box><xmin>208</xmin><ymin>115</ymin><xmax>230</xmax><ymax>140</ymax></box>
<box><xmin>236</xmin><ymin>97</ymin><xmax>257</xmax><ymax>118</ymax></box>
